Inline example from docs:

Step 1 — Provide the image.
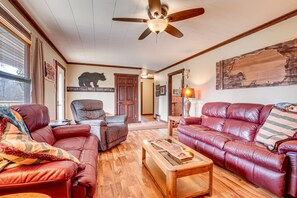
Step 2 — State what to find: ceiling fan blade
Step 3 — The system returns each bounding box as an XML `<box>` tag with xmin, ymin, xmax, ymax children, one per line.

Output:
<box><xmin>148</xmin><ymin>0</ymin><xmax>162</xmax><ymax>18</ymax></box>
<box><xmin>112</xmin><ymin>18</ymin><xmax>147</xmax><ymax>23</ymax></box>
<box><xmin>167</xmin><ymin>8</ymin><xmax>205</xmax><ymax>22</ymax></box>
<box><xmin>165</xmin><ymin>24</ymin><xmax>183</xmax><ymax>38</ymax></box>
<box><xmin>138</xmin><ymin>28</ymin><xmax>152</xmax><ymax>40</ymax></box>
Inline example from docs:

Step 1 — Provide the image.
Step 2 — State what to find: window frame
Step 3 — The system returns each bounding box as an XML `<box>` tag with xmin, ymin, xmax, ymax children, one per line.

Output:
<box><xmin>0</xmin><ymin>3</ymin><xmax>31</xmax><ymax>104</ymax></box>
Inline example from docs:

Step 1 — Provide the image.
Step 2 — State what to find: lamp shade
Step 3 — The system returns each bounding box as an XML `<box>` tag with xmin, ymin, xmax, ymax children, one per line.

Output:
<box><xmin>147</xmin><ymin>19</ymin><xmax>168</xmax><ymax>33</ymax></box>
<box><xmin>181</xmin><ymin>88</ymin><xmax>195</xmax><ymax>98</ymax></box>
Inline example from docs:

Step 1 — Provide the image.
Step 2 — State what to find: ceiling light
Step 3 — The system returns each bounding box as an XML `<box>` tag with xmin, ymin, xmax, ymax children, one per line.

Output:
<box><xmin>141</xmin><ymin>73</ymin><xmax>148</xmax><ymax>78</ymax></box>
<box><xmin>147</xmin><ymin>19</ymin><xmax>168</xmax><ymax>33</ymax></box>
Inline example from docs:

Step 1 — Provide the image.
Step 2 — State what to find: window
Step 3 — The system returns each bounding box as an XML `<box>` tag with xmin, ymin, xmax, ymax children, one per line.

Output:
<box><xmin>0</xmin><ymin>4</ymin><xmax>31</xmax><ymax>106</ymax></box>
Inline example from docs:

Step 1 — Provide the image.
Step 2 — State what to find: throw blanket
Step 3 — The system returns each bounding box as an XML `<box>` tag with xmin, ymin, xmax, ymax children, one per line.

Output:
<box><xmin>0</xmin><ymin>105</ymin><xmax>30</xmax><ymax>137</ymax></box>
<box><xmin>0</xmin><ymin>105</ymin><xmax>80</xmax><ymax>172</ymax></box>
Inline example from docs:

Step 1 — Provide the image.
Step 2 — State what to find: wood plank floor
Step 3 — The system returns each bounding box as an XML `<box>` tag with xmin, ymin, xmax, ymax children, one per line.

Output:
<box><xmin>95</xmin><ymin>128</ymin><xmax>277</xmax><ymax>198</ymax></box>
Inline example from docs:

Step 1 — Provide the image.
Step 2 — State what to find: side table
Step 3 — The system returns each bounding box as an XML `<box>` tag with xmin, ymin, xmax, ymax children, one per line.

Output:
<box><xmin>168</xmin><ymin>116</ymin><xmax>181</xmax><ymax>136</ymax></box>
<box><xmin>49</xmin><ymin>120</ymin><xmax>71</xmax><ymax>128</ymax></box>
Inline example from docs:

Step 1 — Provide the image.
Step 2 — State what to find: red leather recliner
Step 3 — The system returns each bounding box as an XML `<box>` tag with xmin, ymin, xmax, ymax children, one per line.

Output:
<box><xmin>0</xmin><ymin>104</ymin><xmax>99</xmax><ymax>198</ymax></box>
<box><xmin>178</xmin><ymin>102</ymin><xmax>297</xmax><ymax>197</ymax></box>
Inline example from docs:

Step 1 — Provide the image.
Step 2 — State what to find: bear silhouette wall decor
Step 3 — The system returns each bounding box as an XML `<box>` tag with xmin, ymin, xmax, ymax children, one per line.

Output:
<box><xmin>78</xmin><ymin>72</ymin><xmax>106</xmax><ymax>87</ymax></box>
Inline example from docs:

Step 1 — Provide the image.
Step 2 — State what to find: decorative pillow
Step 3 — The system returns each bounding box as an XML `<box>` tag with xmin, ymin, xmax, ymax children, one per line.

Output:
<box><xmin>255</xmin><ymin>108</ymin><xmax>297</xmax><ymax>151</ymax></box>
<box><xmin>275</xmin><ymin>102</ymin><xmax>297</xmax><ymax>113</ymax></box>
<box><xmin>0</xmin><ymin>107</ymin><xmax>80</xmax><ymax>171</ymax></box>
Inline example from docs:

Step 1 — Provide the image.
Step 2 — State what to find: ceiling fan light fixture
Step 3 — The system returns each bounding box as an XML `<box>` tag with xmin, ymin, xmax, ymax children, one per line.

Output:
<box><xmin>147</xmin><ymin>19</ymin><xmax>168</xmax><ymax>33</ymax></box>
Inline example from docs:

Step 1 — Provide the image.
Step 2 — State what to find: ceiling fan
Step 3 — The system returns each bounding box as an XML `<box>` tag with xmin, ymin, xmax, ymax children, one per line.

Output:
<box><xmin>112</xmin><ymin>0</ymin><xmax>205</xmax><ymax>40</ymax></box>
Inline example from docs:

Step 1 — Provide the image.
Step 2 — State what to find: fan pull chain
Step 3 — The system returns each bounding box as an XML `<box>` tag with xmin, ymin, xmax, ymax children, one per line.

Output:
<box><xmin>156</xmin><ymin>34</ymin><xmax>158</xmax><ymax>44</ymax></box>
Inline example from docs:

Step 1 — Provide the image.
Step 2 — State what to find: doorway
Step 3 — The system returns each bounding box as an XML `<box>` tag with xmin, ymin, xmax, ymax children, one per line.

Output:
<box><xmin>114</xmin><ymin>74</ymin><xmax>139</xmax><ymax>123</ymax></box>
<box><xmin>141</xmin><ymin>78</ymin><xmax>154</xmax><ymax>113</ymax></box>
<box><xmin>56</xmin><ymin>61</ymin><xmax>65</xmax><ymax>120</ymax></box>
<box><xmin>168</xmin><ymin>69</ymin><xmax>184</xmax><ymax>116</ymax></box>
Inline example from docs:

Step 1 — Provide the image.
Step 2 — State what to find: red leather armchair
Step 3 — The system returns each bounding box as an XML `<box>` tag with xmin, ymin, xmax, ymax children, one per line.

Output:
<box><xmin>0</xmin><ymin>104</ymin><xmax>99</xmax><ymax>198</ymax></box>
<box><xmin>178</xmin><ymin>102</ymin><xmax>297</xmax><ymax>197</ymax></box>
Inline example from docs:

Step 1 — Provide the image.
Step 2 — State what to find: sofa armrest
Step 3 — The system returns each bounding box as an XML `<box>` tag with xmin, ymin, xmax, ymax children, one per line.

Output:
<box><xmin>180</xmin><ymin>117</ymin><xmax>202</xmax><ymax>125</ymax></box>
<box><xmin>106</xmin><ymin>115</ymin><xmax>127</xmax><ymax>123</ymax></box>
<box><xmin>278</xmin><ymin>139</ymin><xmax>297</xmax><ymax>154</ymax></box>
<box><xmin>53</xmin><ymin>124</ymin><xmax>91</xmax><ymax>140</ymax></box>
<box><xmin>0</xmin><ymin>161</ymin><xmax>77</xmax><ymax>187</ymax></box>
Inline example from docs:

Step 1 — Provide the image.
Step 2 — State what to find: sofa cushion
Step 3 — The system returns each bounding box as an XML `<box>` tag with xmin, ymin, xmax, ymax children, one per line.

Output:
<box><xmin>11</xmin><ymin>104</ymin><xmax>50</xmax><ymax>133</ymax></box>
<box><xmin>30</xmin><ymin>126</ymin><xmax>56</xmax><ymax>145</ymax></box>
<box><xmin>259</xmin><ymin>105</ymin><xmax>274</xmax><ymax>125</ymax></box>
<box><xmin>54</xmin><ymin>134</ymin><xmax>98</xmax><ymax>198</ymax></box>
<box><xmin>227</xmin><ymin>103</ymin><xmax>264</xmax><ymax>124</ymax></box>
<box><xmin>178</xmin><ymin>125</ymin><xmax>240</xmax><ymax>149</ymax></box>
<box><xmin>255</xmin><ymin>108</ymin><xmax>297</xmax><ymax>150</ymax></box>
<box><xmin>222</xmin><ymin>119</ymin><xmax>259</xmax><ymax>141</ymax></box>
<box><xmin>201</xmin><ymin>116</ymin><xmax>225</xmax><ymax>132</ymax></box>
<box><xmin>224</xmin><ymin>140</ymin><xmax>287</xmax><ymax>172</ymax></box>
<box><xmin>71</xmin><ymin>100</ymin><xmax>106</xmax><ymax>122</ymax></box>
<box><xmin>106</xmin><ymin>123</ymin><xmax>128</xmax><ymax>143</ymax></box>
<box><xmin>202</xmin><ymin>102</ymin><xmax>230</xmax><ymax>118</ymax></box>
<box><xmin>177</xmin><ymin>125</ymin><xmax>211</xmax><ymax>138</ymax></box>
<box><xmin>196</xmin><ymin>130</ymin><xmax>241</xmax><ymax>149</ymax></box>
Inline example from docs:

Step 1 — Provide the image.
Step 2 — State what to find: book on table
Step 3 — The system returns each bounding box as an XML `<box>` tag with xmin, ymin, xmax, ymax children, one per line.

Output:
<box><xmin>151</xmin><ymin>139</ymin><xmax>193</xmax><ymax>162</ymax></box>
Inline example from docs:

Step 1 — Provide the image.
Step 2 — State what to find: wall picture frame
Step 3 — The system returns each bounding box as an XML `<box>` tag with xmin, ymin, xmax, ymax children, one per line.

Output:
<box><xmin>156</xmin><ymin>84</ymin><xmax>160</xmax><ymax>97</ymax></box>
<box><xmin>160</xmin><ymin>85</ymin><xmax>166</xmax><ymax>96</ymax></box>
<box><xmin>44</xmin><ymin>61</ymin><xmax>56</xmax><ymax>82</ymax></box>
<box><xmin>216</xmin><ymin>37</ymin><xmax>297</xmax><ymax>90</ymax></box>
<box><xmin>172</xmin><ymin>88</ymin><xmax>181</xmax><ymax>96</ymax></box>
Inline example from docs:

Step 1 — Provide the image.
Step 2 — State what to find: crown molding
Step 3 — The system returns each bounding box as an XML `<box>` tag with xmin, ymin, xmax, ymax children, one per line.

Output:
<box><xmin>9</xmin><ymin>0</ymin><xmax>68</xmax><ymax>63</ymax></box>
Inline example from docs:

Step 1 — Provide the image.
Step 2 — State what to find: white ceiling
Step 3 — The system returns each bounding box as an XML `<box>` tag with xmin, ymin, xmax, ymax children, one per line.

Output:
<box><xmin>18</xmin><ymin>0</ymin><xmax>297</xmax><ymax>71</ymax></box>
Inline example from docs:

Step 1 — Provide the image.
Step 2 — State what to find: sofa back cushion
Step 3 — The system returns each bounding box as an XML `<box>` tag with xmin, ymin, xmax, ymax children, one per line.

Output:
<box><xmin>227</xmin><ymin>103</ymin><xmax>264</xmax><ymax>124</ymax></box>
<box><xmin>259</xmin><ymin>105</ymin><xmax>274</xmax><ymax>125</ymax></box>
<box><xmin>71</xmin><ymin>100</ymin><xmax>106</xmax><ymax>122</ymax></box>
<box><xmin>201</xmin><ymin>115</ymin><xmax>225</xmax><ymax>132</ymax></box>
<box><xmin>11</xmin><ymin>104</ymin><xmax>56</xmax><ymax>145</ymax></box>
<box><xmin>202</xmin><ymin>102</ymin><xmax>230</xmax><ymax>118</ymax></box>
<box><xmin>222</xmin><ymin>119</ymin><xmax>259</xmax><ymax>141</ymax></box>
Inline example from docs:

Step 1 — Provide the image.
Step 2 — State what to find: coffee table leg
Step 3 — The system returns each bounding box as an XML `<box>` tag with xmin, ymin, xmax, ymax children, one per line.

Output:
<box><xmin>142</xmin><ymin>147</ymin><xmax>146</xmax><ymax>162</ymax></box>
<box><xmin>209</xmin><ymin>164</ymin><xmax>213</xmax><ymax>196</ymax></box>
<box><xmin>166</xmin><ymin>171</ymin><xmax>176</xmax><ymax>198</ymax></box>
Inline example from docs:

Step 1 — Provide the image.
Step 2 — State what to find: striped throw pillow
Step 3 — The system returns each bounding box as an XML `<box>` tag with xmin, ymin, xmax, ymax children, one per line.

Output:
<box><xmin>0</xmin><ymin>114</ymin><xmax>80</xmax><ymax>171</ymax></box>
<box><xmin>256</xmin><ymin>108</ymin><xmax>297</xmax><ymax>151</ymax></box>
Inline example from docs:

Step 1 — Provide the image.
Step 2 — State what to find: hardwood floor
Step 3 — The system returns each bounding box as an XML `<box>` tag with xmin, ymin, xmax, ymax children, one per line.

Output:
<box><xmin>95</xmin><ymin>128</ymin><xmax>277</xmax><ymax>198</ymax></box>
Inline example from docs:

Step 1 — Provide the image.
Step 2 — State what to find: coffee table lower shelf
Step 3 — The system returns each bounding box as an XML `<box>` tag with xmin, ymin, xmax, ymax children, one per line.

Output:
<box><xmin>143</xmin><ymin>156</ymin><xmax>212</xmax><ymax>198</ymax></box>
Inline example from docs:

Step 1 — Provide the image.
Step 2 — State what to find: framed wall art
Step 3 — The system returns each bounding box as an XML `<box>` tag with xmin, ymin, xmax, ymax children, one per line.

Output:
<box><xmin>44</xmin><ymin>61</ymin><xmax>56</xmax><ymax>82</ymax></box>
<box><xmin>216</xmin><ymin>38</ymin><xmax>297</xmax><ymax>90</ymax></box>
<box><xmin>160</xmin><ymin>85</ymin><xmax>166</xmax><ymax>96</ymax></box>
<box><xmin>156</xmin><ymin>84</ymin><xmax>160</xmax><ymax>97</ymax></box>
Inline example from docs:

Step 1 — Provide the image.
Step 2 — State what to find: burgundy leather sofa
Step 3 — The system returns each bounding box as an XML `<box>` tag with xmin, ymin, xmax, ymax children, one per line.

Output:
<box><xmin>178</xmin><ymin>102</ymin><xmax>297</xmax><ymax>197</ymax></box>
<box><xmin>0</xmin><ymin>104</ymin><xmax>99</xmax><ymax>198</ymax></box>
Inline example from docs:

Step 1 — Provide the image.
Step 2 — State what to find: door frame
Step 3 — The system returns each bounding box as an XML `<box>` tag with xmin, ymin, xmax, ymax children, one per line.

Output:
<box><xmin>114</xmin><ymin>73</ymin><xmax>139</xmax><ymax>122</ymax></box>
<box><xmin>168</xmin><ymin>69</ymin><xmax>184</xmax><ymax>116</ymax></box>
<box><xmin>55</xmin><ymin>60</ymin><xmax>66</xmax><ymax>120</ymax></box>
<box><xmin>141</xmin><ymin>78</ymin><xmax>154</xmax><ymax>115</ymax></box>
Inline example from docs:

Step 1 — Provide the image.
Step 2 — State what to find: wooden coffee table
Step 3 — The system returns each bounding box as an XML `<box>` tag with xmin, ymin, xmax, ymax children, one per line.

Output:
<box><xmin>142</xmin><ymin>137</ymin><xmax>213</xmax><ymax>198</ymax></box>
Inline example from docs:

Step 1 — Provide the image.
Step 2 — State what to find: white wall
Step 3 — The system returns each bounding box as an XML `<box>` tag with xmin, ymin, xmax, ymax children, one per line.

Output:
<box><xmin>66</xmin><ymin>64</ymin><xmax>141</xmax><ymax>121</ymax></box>
<box><xmin>141</xmin><ymin>78</ymin><xmax>154</xmax><ymax>114</ymax></box>
<box><xmin>2</xmin><ymin>1</ymin><xmax>67</xmax><ymax>120</ymax></box>
<box><xmin>155</xmin><ymin>16</ymin><xmax>297</xmax><ymax>121</ymax></box>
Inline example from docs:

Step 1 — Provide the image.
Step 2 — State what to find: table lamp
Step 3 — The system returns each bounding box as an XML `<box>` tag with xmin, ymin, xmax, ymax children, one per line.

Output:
<box><xmin>181</xmin><ymin>88</ymin><xmax>195</xmax><ymax>117</ymax></box>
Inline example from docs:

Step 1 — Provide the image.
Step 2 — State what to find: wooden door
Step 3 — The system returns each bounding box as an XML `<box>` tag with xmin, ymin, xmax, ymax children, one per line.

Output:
<box><xmin>114</xmin><ymin>74</ymin><xmax>138</xmax><ymax>123</ymax></box>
